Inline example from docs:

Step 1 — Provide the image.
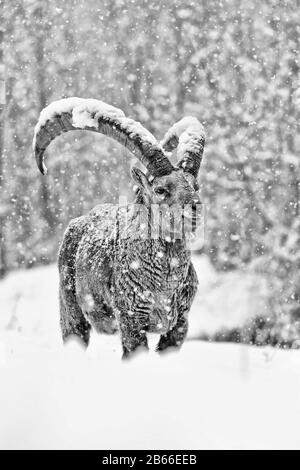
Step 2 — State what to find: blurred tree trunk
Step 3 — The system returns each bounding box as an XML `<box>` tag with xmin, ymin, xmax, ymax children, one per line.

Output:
<box><xmin>171</xmin><ymin>4</ymin><xmax>205</xmax><ymax>116</ymax></box>
<box><xmin>0</xmin><ymin>16</ymin><xmax>7</xmax><ymax>278</ymax></box>
<box><xmin>34</xmin><ymin>2</ymin><xmax>55</xmax><ymax>229</ymax></box>
<box><xmin>173</xmin><ymin>13</ymin><xmax>186</xmax><ymax>116</ymax></box>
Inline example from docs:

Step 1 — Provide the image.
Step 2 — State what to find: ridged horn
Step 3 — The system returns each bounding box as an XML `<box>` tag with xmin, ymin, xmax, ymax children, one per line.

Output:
<box><xmin>33</xmin><ymin>98</ymin><xmax>174</xmax><ymax>177</ymax></box>
<box><xmin>160</xmin><ymin>116</ymin><xmax>205</xmax><ymax>178</ymax></box>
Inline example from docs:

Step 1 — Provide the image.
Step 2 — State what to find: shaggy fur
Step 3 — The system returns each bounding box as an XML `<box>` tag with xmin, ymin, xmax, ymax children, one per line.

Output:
<box><xmin>58</xmin><ymin>170</ymin><xmax>200</xmax><ymax>358</ymax></box>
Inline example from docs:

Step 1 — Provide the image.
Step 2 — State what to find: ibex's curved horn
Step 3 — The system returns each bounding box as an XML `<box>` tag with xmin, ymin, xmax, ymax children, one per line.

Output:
<box><xmin>160</xmin><ymin>116</ymin><xmax>205</xmax><ymax>178</ymax></box>
<box><xmin>33</xmin><ymin>98</ymin><xmax>174</xmax><ymax>177</ymax></box>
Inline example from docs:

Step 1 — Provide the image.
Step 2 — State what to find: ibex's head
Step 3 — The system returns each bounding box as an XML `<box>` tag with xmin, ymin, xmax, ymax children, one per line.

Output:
<box><xmin>132</xmin><ymin>167</ymin><xmax>200</xmax><ymax>207</ymax></box>
<box><xmin>131</xmin><ymin>116</ymin><xmax>204</xmax><ymax>209</ymax></box>
<box><xmin>33</xmin><ymin>99</ymin><xmax>205</xmax><ymax>235</ymax></box>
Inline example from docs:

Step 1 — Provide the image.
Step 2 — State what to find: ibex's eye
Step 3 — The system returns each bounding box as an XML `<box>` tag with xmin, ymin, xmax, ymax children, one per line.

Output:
<box><xmin>154</xmin><ymin>187</ymin><xmax>167</xmax><ymax>196</ymax></box>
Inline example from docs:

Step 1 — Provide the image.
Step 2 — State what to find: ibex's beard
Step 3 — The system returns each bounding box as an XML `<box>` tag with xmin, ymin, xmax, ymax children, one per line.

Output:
<box><xmin>153</xmin><ymin>204</ymin><xmax>202</xmax><ymax>240</ymax></box>
<box><xmin>182</xmin><ymin>204</ymin><xmax>203</xmax><ymax>234</ymax></box>
<box><xmin>92</xmin><ymin>203</ymin><xmax>203</xmax><ymax>242</ymax></box>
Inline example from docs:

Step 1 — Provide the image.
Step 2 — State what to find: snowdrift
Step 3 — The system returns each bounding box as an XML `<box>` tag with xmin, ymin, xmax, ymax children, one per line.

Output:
<box><xmin>0</xmin><ymin>256</ymin><xmax>299</xmax><ymax>450</ymax></box>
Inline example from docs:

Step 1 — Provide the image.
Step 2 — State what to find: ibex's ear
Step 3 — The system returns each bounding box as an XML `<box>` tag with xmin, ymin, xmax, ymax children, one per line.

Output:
<box><xmin>131</xmin><ymin>167</ymin><xmax>151</xmax><ymax>192</ymax></box>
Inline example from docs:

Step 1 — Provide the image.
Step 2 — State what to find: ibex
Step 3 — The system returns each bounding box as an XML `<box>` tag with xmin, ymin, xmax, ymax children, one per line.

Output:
<box><xmin>33</xmin><ymin>98</ymin><xmax>205</xmax><ymax>358</ymax></box>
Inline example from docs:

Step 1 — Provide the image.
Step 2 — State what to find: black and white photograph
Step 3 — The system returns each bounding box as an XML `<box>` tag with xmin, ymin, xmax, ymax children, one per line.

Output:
<box><xmin>0</xmin><ymin>0</ymin><xmax>299</xmax><ymax>451</ymax></box>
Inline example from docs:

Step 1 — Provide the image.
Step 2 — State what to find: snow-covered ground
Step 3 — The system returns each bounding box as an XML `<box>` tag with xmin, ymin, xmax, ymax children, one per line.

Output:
<box><xmin>0</xmin><ymin>256</ymin><xmax>300</xmax><ymax>450</ymax></box>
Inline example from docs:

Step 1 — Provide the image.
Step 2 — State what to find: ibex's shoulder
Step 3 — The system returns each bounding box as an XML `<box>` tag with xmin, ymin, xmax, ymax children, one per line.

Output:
<box><xmin>66</xmin><ymin>205</ymin><xmax>118</xmax><ymax>231</ymax></box>
<box><xmin>65</xmin><ymin>214</ymin><xmax>91</xmax><ymax>237</ymax></box>
<box><xmin>63</xmin><ymin>204</ymin><xmax>124</xmax><ymax>253</ymax></box>
<box><xmin>88</xmin><ymin>203</ymin><xmax>119</xmax><ymax>219</ymax></box>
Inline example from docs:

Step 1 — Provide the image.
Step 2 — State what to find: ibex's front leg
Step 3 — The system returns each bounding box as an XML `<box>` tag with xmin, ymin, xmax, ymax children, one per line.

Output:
<box><xmin>156</xmin><ymin>314</ymin><xmax>188</xmax><ymax>352</ymax></box>
<box><xmin>58</xmin><ymin>219</ymin><xmax>92</xmax><ymax>347</ymax></box>
<box><xmin>118</xmin><ymin>310</ymin><xmax>149</xmax><ymax>359</ymax></box>
<box><xmin>60</xmin><ymin>291</ymin><xmax>91</xmax><ymax>346</ymax></box>
<box><xmin>157</xmin><ymin>262</ymin><xmax>198</xmax><ymax>353</ymax></box>
<box><xmin>59</xmin><ymin>268</ymin><xmax>91</xmax><ymax>347</ymax></box>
